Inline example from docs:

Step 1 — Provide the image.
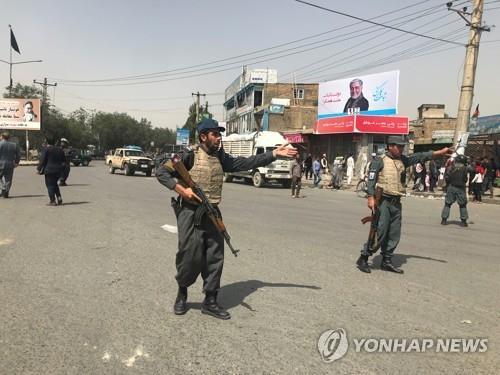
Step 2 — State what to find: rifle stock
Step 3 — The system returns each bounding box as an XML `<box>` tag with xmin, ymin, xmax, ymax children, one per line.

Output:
<box><xmin>171</xmin><ymin>154</ymin><xmax>240</xmax><ymax>257</ymax></box>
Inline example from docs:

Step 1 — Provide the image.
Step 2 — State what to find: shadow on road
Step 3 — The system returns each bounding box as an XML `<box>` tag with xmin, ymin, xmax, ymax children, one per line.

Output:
<box><xmin>59</xmin><ymin>201</ymin><xmax>91</xmax><ymax>206</ymax></box>
<box><xmin>8</xmin><ymin>194</ymin><xmax>45</xmax><ymax>199</ymax></box>
<box><xmin>187</xmin><ymin>280</ymin><xmax>321</xmax><ymax>312</ymax></box>
<box><xmin>372</xmin><ymin>253</ymin><xmax>447</xmax><ymax>269</ymax></box>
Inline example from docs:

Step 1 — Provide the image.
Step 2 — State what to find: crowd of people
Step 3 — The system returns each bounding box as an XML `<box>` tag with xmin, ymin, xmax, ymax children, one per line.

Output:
<box><xmin>294</xmin><ymin>150</ymin><xmax>498</xmax><ymax>199</ymax></box>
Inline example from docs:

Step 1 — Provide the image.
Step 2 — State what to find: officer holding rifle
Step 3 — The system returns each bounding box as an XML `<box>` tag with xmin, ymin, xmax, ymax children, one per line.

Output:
<box><xmin>156</xmin><ymin>119</ymin><xmax>296</xmax><ymax>319</ymax></box>
<box><xmin>356</xmin><ymin>135</ymin><xmax>452</xmax><ymax>274</ymax></box>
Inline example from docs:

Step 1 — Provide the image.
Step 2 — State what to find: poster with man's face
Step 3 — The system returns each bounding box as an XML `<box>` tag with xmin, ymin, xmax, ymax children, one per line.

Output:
<box><xmin>0</xmin><ymin>98</ymin><xmax>41</xmax><ymax>130</ymax></box>
<box><xmin>317</xmin><ymin>70</ymin><xmax>399</xmax><ymax>119</ymax></box>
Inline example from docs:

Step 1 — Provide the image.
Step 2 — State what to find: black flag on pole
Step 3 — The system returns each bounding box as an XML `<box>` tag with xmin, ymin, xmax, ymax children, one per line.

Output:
<box><xmin>10</xmin><ymin>28</ymin><xmax>21</xmax><ymax>54</ymax></box>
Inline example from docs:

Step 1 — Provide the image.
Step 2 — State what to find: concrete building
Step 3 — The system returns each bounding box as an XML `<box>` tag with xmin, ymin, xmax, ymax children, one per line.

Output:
<box><xmin>223</xmin><ymin>68</ymin><xmax>318</xmax><ymax>145</ymax></box>
<box><xmin>410</xmin><ymin>104</ymin><xmax>456</xmax><ymax>151</ymax></box>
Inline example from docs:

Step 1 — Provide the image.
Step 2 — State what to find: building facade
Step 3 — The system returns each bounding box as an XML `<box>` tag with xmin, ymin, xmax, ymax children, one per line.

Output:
<box><xmin>223</xmin><ymin>68</ymin><xmax>318</xmax><ymax>140</ymax></box>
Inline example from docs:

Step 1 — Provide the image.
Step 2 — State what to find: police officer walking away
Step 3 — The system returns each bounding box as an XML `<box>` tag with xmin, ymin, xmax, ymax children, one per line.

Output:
<box><xmin>59</xmin><ymin>138</ymin><xmax>71</xmax><ymax>186</ymax></box>
<box><xmin>441</xmin><ymin>155</ymin><xmax>469</xmax><ymax>227</ymax></box>
<box><xmin>356</xmin><ymin>136</ymin><xmax>451</xmax><ymax>274</ymax></box>
<box><xmin>156</xmin><ymin>119</ymin><xmax>297</xmax><ymax>319</ymax></box>
<box><xmin>0</xmin><ymin>131</ymin><xmax>21</xmax><ymax>198</ymax></box>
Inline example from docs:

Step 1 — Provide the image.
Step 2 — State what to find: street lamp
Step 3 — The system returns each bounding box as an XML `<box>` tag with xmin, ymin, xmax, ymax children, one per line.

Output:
<box><xmin>0</xmin><ymin>58</ymin><xmax>43</xmax><ymax>96</ymax></box>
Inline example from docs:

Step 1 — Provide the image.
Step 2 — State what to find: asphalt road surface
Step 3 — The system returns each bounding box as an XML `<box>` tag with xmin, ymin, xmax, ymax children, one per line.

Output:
<box><xmin>1</xmin><ymin>164</ymin><xmax>498</xmax><ymax>374</ymax></box>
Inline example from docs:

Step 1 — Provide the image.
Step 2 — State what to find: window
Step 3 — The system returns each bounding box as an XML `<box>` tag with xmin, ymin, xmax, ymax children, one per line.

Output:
<box><xmin>254</xmin><ymin>91</ymin><xmax>262</xmax><ymax>107</ymax></box>
<box><xmin>293</xmin><ymin>88</ymin><xmax>304</xmax><ymax>100</ymax></box>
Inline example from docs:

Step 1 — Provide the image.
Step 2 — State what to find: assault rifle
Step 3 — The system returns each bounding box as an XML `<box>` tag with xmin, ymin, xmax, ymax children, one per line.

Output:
<box><xmin>360</xmin><ymin>186</ymin><xmax>383</xmax><ymax>255</ymax></box>
<box><xmin>171</xmin><ymin>154</ymin><xmax>240</xmax><ymax>257</ymax></box>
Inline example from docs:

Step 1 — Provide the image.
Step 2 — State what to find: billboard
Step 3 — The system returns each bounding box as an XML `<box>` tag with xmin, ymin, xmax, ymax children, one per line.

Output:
<box><xmin>468</xmin><ymin>114</ymin><xmax>500</xmax><ymax>135</ymax></box>
<box><xmin>318</xmin><ymin>70</ymin><xmax>399</xmax><ymax>120</ymax></box>
<box><xmin>176</xmin><ymin>128</ymin><xmax>190</xmax><ymax>146</ymax></box>
<box><xmin>315</xmin><ymin>115</ymin><xmax>408</xmax><ymax>135</ymax></box>
<box><xmin>0</xmin><ymin>98</ymin><xmax>41</xmax><ymax>130</ymax></box>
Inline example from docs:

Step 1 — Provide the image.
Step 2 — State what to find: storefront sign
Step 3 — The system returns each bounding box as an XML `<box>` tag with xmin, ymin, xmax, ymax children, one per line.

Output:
<box><xmin>284</xmin><ymin>133</ymin><xmax>304</xmax><ymax>143</ymax></box>
<box><xmin>315</xmin><ymin>115</ymin><xmax>408</xmax><ymax>135</ymax></box>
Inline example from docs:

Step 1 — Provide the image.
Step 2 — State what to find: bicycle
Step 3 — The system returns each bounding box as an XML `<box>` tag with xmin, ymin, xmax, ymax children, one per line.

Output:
<box><xmin>356</xmin><ymin>176</ymin><xmax>368</xmax><ymax>198</ymax></box>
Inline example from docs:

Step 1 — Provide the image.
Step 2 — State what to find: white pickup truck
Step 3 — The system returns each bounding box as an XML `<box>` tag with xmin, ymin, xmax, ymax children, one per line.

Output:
<box><xmin>107</xmin><ymin>148</ymin><xmax>154</xmax><ymax>176</ymax></box>
<box><xmin>222</xmin><ymin>131</ymin><xmax>292</xmax><ymax>188</ymax></box>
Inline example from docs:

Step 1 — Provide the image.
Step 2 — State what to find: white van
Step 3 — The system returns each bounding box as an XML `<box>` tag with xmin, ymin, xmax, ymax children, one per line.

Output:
<box><xmin>222</xmin><ymin>131</ymin><xmax>292</xmax><ymax>188</ymax></box>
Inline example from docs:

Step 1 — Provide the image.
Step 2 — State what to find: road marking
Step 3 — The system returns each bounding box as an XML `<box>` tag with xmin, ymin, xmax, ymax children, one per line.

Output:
<box><xmin>161</xmin><ymin>224</ymin><xmax>178</xmax><ymax>234</ymax></box>
<box><xmin>0</xmin><ymin>238</ymin><xmax>14</xmax><ymax>246</ymax></box>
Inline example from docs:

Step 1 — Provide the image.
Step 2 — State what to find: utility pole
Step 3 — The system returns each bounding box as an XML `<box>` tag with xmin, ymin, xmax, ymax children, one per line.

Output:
<box><xmin>31</xmin><ymin>78</ymin><xmax>57</xmax><ymax>160</ymax></box>
<box><xmin>191</xmin><ymin>91</ymin><xmax>206</xmax><ymax>142</ymax></box>
<box><xmin>447</xmin><ymin>0</ymin><xmax>490</xmax><ymax>145</ymax></box>
<box><xmin>191</xmin><ymin>91</ymin><xmax>206</xmax><ymax>123</ymax></box>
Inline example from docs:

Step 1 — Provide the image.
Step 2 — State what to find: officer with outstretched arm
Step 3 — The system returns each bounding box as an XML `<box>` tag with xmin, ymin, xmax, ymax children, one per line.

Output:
<box><xmin>156</xmin><ymin>119</ymin><xmax>297</xmax><ymax>319</ymax></box>
<box><xmin>356</xmin><ymin>135</ymin><xmax>451</xmax><ymax>274</ymax></box>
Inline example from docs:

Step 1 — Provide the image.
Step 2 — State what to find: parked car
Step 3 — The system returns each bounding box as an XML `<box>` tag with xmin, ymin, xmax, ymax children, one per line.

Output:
<box><xmin>70</xmin><ymin>149</ymin><xmax>92</xmax><ymax>166</ymax></box>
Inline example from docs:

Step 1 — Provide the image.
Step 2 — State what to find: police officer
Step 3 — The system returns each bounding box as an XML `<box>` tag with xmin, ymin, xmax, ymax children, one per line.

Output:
<box><xmin>441</xmin><ymin>155</ymin><xmax>468</xmax><ymax>227</ymax></box>
<box><xmin>156</xmin><ymin>119</ymin><xmax>297</xmax><ymax>319</ymax></box>
<box><xmin>59</xmin><ymin>138</ymin><xmax>71</xmax><ymax>186</ymax></box>
<box><xmin>356</xmin><ymin>136</ymin><xmax>451</xmax><ymax>274</ymax></box>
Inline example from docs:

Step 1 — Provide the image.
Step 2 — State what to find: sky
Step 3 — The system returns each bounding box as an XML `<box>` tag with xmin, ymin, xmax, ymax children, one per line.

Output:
<box><xmin>1</xmin><ymin>0</ymin><xmax>499</xmax><ymax>130</ymax></box>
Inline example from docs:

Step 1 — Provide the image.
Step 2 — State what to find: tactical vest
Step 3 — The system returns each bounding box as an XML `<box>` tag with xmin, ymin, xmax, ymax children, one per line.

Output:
<box><xmin>189</xmin><ymin>146</ymin><xmax>224</xmax><ymax>204</ymax></box>
<box><xmin>377</xmin><ymin>155</ymin><xmax>406</xmax><ymax>196</ymax></box>
<box><xmin>447</xmin><ymin>163</ymin><xmax>467</xmax><ymax>187</ymax></box>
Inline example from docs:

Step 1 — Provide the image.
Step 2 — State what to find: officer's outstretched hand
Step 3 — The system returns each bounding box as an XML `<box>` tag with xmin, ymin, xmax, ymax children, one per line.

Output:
<box><xmin>433</xmin><ymin>147</ymin><xmax>453</xmax><ymax>158</ymax></box>
<box><xmin>273</xmin><ymin>144</ymin><xmax>297</xmax><ymax>158</ymax></box>
<box><xmin>174</xmin><ymin>184</ymin><xmax>202</xmax><ymax>203</ymax></box>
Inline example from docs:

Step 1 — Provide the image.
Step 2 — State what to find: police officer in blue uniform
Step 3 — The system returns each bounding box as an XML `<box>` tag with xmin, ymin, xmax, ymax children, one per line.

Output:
<box><xmin>156</xmin><ymin>119</ymin><xmax>297</xmax><ymax>319</ymax></box>
<box><xmin>356</xmin><ymin>135</ymin><xmax>451</xmax><ymax>274</ymax></box>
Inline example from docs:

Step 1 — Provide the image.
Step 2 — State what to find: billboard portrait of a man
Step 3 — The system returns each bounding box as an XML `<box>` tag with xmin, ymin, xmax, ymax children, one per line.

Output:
<box><xmin>22</xmin><ymin>101</ymin><xmax>38</xmax><ymax>122</ymax></box>
<box><xmin>343</xmin><ymin>78</ymin><xmax>369</xmax><ymax>113</ymax></box>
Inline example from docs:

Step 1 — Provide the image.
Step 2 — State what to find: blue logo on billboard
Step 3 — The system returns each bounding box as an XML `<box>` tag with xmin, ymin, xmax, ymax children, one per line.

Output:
<box><xmin>373</xmin><ymin>81</ymin><xmax>388</xmax><ymax>102</ymax></box>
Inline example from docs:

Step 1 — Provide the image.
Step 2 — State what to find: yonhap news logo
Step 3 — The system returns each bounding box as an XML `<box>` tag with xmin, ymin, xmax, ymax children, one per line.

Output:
<box><xmin>317</xmin><ymin>329</ymin><xmax>349</xmax><ymax>363</ymax></box>
<box><xmin>317</xmin><ymin>328</ymin><xmax>488</xmax><ymax>363</ymax></box>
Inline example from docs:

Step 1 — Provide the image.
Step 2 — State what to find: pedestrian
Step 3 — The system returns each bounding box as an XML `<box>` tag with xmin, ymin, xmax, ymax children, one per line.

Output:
<box><xmin>356</xmin><ymin>136</ymin><xmax>451</xmax><ymax>274</ymax></box>
<box><xmin>304</xmin><ymin>153</ymin><xmax>313</xmax><ymax>180</ymax></box>
<box><xmin>0</xmin><ymin>131</ymin><xmax>21</xmax><ymax>198</ymax></box>
<box><xmin>156</xmin><ymin>118</ymin><xmax>297</xmax><ymax>319</ymax></box>
<box><xmin>37</xmin><ymin>137</ymin><xmax>67</xmax><ymax>206</ymax></box>
<box><xmin>346</xmin><ymin>153</ymin><xmax>355</xmax><ymax>185</ymax></box>
<box><xmin>441</xmin><ymin>155</ymin><xmax>469</xmax><ymax>227</ymax></box>
<box><xmin>313</xmin><ymin>156</ymin><xmax>322</xmax><ymax>187</ymax></box>
<box><xmin>482</xmin><ymin>157</ymin><xmax>495</xmax><ymax>198</ymax></box>
<box><xmin>471</xmin><ymin>162</ymin><xmax>484</xmax><ymax>203</ymax></box>
<box><xmin>58</xmin><ymin>138</ymin><xmax>71</xmax><ymax>186</ymax></box>
<box><xmin>320</xmin><ymin>153</ymin><xmax>328</xmax><ymax>173</ymax></box>
<box><xmin>290</xmin><ymin>153</ymin><xmax>302</xmax><ymax>198</ymax></box>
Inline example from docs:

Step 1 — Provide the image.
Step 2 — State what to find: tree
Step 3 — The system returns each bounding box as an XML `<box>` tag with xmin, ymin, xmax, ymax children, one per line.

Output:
<box><xmin>182</xmin><ymin>102</ymin><xmax>213</xmax><ymax>143</ymax></box>
<box><xmin>3</xmin><ymin>83</ymin><xmax>43</xmax><ymax>100</ymax></box>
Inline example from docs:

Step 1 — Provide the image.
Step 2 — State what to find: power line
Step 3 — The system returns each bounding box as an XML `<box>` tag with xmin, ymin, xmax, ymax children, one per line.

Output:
<box><xmin>294</xmin><ymin>0</ymin><xmax>465</xmax><ymax>46</ymax></box>
<box><xmin>52</xmin><ymin>0</ymin><xmax>441</xmax><ymax>84</ymax></box>
<box><xmin>58</xmin><ymin>5</ymin><xmax>454</xmax><ymax>87</ymax></box>
<box><xmin>288</xmin><ymin>11</ymin><xmax>462</xmax><ymax>81</ymax></box>
<box><xmin>293</xmin><ymin>15</ymin><xmax>465</xmax><ymax>81</ymax></box>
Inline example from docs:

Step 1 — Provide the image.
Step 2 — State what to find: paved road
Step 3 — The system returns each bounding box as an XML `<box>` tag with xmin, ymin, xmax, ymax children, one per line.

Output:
<box><xmin>1</xmin><ymin>164</ymin><xmax>498</xmax><ymax>374</ymax></box>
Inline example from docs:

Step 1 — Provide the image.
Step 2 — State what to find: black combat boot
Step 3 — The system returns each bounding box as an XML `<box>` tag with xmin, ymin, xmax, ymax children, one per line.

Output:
<box><xmin>460</xmin><ymin>219</ymin><xmax>468</xmax><ymax>227</ymax></box>
<box><xmin>441</xmin><ymin>218</ymin><xmax>447</xmax><ymax>225</ymax></box>
<box><xmin>173</xmin><ymin>286</ymin><xmax>188</xmax><ymax>315</ymax></box>
<box><xmin>201</xmin><ymin>293</ymin><xmax>230</xmax><ymax>320</ymax></box>
<box><xmin>380</xmin><ymin>258</ymin><xmax>404</xmax><ymax>274</ymax></box>
<box><xmin>356</xmin><ymin>255</ymin><xmax>371</xmax><ymax>273</ymax></box>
